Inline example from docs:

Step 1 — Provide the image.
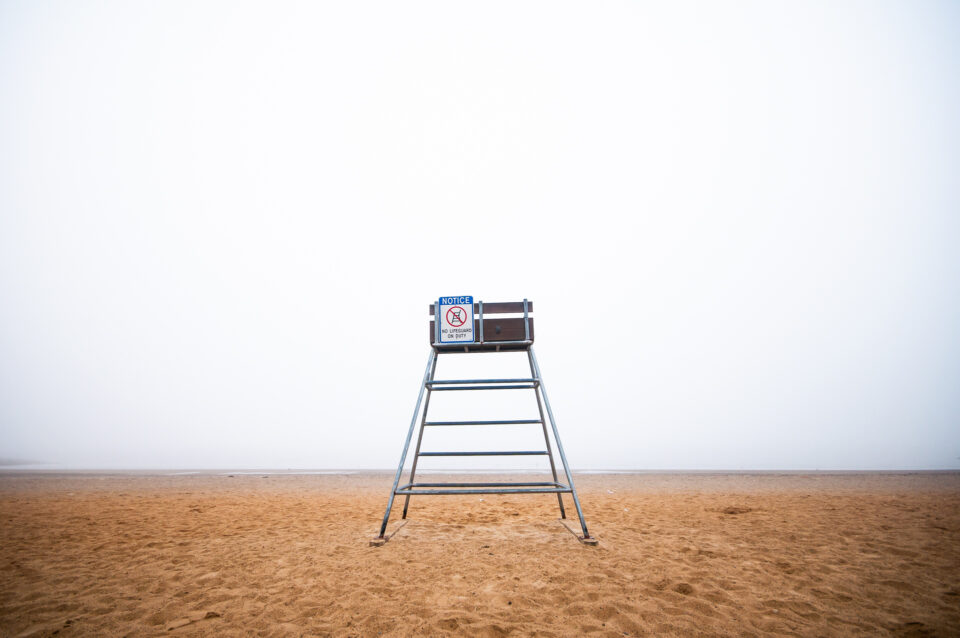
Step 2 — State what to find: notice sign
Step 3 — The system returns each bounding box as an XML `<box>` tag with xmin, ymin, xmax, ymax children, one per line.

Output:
<box><xmin>438</xmin><ymin>296</ymin><xmax>475</xmax><ymax>344</ymax></box>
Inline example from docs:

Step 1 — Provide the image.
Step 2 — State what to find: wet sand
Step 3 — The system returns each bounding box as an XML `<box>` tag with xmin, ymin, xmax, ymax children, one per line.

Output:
<box><xmin>1</xmin><ymin>471</ymin><xmax>958</xmax><ymax>637</ymax></box>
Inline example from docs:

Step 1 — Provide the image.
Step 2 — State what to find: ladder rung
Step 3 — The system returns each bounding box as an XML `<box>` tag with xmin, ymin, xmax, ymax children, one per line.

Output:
<box><xmin>431</xmin><ymin>385</ymin><xmax>536</xmax><ymax>391</ymax></box>
<box><xmin>399</xmin><ymin>481</ymin><xmax>565</xmax><ymax>489</ymax></box>
<box><xmin>427</xmin><ymin>378</ymin><xmax>538</xmax><ymax>385</ymax></box>
<box><xmin>396</xmin><ymin>487</ymin><xmax>572</xmax><ymax>495</ymax></box>
<box><xmin>417</xmin><ymin>451</ymin><xmax>548</xmax><ymax>457</ymax></box>
<box><xmin>424</xmin><ymin>419</ymin><xmax>542</xmax><ymax>426</ymax></box>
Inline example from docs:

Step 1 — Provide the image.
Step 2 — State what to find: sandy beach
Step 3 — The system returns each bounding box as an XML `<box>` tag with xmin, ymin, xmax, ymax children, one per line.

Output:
<box><xmin>1</xmin><ymin>471</ymin><xmax>958</xmax><ymax>637</ymax></box>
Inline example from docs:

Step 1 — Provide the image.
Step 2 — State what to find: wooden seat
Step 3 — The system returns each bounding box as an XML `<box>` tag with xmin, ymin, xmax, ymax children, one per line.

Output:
<box><xmin>429</xmin><ymin>300</ymin><xmax>534</xmax><ymax>351</ymax></box>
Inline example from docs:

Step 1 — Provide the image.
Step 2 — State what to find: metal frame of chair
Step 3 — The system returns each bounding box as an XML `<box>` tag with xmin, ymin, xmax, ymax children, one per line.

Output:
<box><xmin>374</xmin><ymin>299</ymin><xmax>594</xmax><ymax>545</ymax></box>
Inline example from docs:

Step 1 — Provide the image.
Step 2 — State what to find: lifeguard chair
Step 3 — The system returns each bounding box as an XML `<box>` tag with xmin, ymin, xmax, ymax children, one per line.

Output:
<box><xmin>373</xmin><ymin>298</ymin><xmax>595</xmax><ymax>545</ymax></box>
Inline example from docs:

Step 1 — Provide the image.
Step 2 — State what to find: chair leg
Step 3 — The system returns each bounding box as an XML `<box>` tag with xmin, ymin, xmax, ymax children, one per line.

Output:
<box><xmin>527</xmin><ymin>350</ymin><xmax>566</xmax><ymax>519</ymax></box>
<box><xmin>529</xmin><ymin>348</ymin><xmax>592</xmax><ymax>540</ymax></box>
<box><xmin>377</xmin><ymin>349</ymin><xmax>436</xmax><ymax>539</ymax></box>
<box><xmin>402</xmin><ymin>354</ymin><xmax>438</xmax><ymax>518</ymax></box>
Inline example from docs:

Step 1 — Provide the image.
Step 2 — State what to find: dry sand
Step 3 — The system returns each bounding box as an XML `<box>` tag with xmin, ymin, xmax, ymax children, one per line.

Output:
<box><xmin>1</xmin><ymin>471</ymin><xmax>958</xmax><ymax>637</ymax></box>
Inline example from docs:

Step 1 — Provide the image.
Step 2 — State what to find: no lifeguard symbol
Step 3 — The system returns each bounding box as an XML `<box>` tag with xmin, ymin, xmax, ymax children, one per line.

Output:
<box><xmin>437</xmin><ymin>295</ymin><xmax>475</xmax><ymax>344</ymax></box>
<box><xmin>446</xmin><ymin>306</ymin><xmax>467</xmax><ymax>327</ymax></box>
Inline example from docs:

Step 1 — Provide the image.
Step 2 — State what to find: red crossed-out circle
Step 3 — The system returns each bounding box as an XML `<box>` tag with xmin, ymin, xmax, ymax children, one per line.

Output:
<box><xmin>445</xmin><ymin>306</ymin><xmax>467</xmax><ymax>327</ymax></box>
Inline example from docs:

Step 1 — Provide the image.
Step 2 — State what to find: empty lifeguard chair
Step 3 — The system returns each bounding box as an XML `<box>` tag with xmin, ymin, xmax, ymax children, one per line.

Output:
<box><xmin>373</xmin><ymin>298</ymin><xmax>595</xmax><ymax>545</ymax></box>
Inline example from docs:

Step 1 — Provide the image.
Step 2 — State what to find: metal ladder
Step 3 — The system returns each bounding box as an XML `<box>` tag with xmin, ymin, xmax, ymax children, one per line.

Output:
<box><xmin>376</xmin><ymin>341</ymin><xmax>593</xmax><ymax>543</ymax></box>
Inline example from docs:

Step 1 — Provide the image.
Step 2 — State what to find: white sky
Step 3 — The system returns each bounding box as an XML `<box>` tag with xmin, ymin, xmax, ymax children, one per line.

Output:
<box><xmin>1</xmin><ymin>0</ymin><xmax>958</xmax><ymax>470</ymax></box>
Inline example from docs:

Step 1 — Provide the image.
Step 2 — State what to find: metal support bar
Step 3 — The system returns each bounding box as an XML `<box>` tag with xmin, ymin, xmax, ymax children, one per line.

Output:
<box><xmin>424</xmin><ymin>419</ymin><xmax>542</xmax><ymax>426</ymax></box>
<box><xmin>427</xmin><ymin>378</ymin><xmax>538</xmax><ymax>385</ymax></box>
<box><xmin>434</xmin><ymin>339</ymin><xmax>532</xmax><ymax>348</ymax></box>
<box><xmin>527</xmin><ymin>350</ymin><xmax>566</xmax><ymax>520</ymax></box>
<box><xmin>430</xmin><ymin>385</ymin><xmax>536</xmax><ymax>391</ymax></box>
<box><xmin>523</xmin><ymin>298</ymin><xmax>530</xmax><ymax>341</ymax></box>
<box><xmin>399</xmin><ymin>482</ymin><xmax>565</xmax><ymax>488</ymax></box>
<box><xmin>377</xmin><ymin>349</ymin><xmax>436</xmax><ymax>538</ymax></box>
<box><xmin>417</xmin><ymin>450</ymin><xmax>548</xmax><ymax>457</ymax></box>
<box><xmin>529</xmin><ymin>347</ymin><xmax>591</xmax><ymax>539</ymax></box>
<box><xmin>400</xmin><ymin>351</ymin><xmax>439</xmax><ymax>519</ymax></box>
<box><xmin>478</xmin><ymin>300</ymin><xmax>484</xmax><ymax>343</ymax></box>
<box><xmin>396</xmin><ymin>487</ymin><xmax>572</xmax><ymax>495</ymax></box>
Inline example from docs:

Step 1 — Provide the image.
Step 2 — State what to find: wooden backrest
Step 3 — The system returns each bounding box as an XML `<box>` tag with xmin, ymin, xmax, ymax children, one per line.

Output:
<box><xmin>428</xmin><ymin>300</ymin><xmax>534</xmax><ymax>350</ymax></box>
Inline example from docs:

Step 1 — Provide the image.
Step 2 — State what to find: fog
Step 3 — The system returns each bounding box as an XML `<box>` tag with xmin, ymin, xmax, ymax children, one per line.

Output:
<box><xmin>1</xmin><ymin>1</ymin><xmax>958</xmax><ymax>470</ymax></box>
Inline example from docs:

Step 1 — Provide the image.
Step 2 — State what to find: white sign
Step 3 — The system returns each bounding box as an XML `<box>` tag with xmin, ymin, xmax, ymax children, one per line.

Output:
<box><xmin>437</xmin><ymin>296</ymin><xmax>474</xmax><ymax>343</ymax></box>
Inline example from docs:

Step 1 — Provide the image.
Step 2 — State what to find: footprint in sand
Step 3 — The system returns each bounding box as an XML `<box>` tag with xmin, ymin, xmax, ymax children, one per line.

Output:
<box><xmin>164</xmin><ymin>611</ymin><xmax>221</xmax><ymax>631</ymax></box>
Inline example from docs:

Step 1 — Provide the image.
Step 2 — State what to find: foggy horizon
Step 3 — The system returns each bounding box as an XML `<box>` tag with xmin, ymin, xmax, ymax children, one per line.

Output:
<box><xmin>2</xmin><ymin>1</ymin><xmax>958</xmax><ymax>472</ymax></box>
